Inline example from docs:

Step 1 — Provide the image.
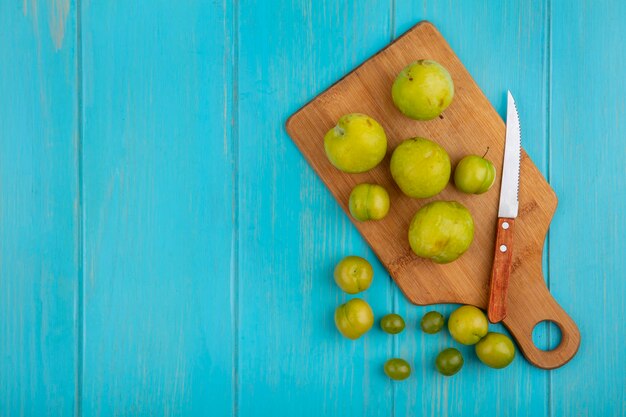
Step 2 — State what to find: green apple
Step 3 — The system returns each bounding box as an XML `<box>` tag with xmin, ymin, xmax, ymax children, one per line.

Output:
<box><xmin>324</xmin><ymin>113</ymin><xmax>387</xmax><ymax>173</ymax></box>
<box><xmin>408</xmin><ymin>201</ymin><xmax>474</xmax><ymax>263</ymax></box>
<box><xmin>454</xmin><ymin>154</ymin><xmax>496</xmax><ymax>194</ymax></box>
<box><xmin>475</xmin><ymin>332</ymin><xmax>516</xmax><ymax>368</ymax></box>
<box><xmin>392</xmin><ymin>60</ymin><xmax>454</xmax><ymax>120</ymax></box>
<box><xmin>334</xmin><ymin>298</ymin><xmax>374</xmax><ymax>340</ymax></box>
<box><xmin>333</xmin><ymin>256</ymin><xmax>373</xmax><ymax>294</ymax></box>
<box><xmin>390</xmin><ymin>137</ymin><xmax>451</xmax><ymax>198</ymax></box>
<box><xmin>447</xmin><ymin>305</ymin><xmax>488</xmax><ymax>345</ymax></box>
<box><xmin>349</xmin><ymin>183</ymin><xmax>390</xmax><ymax>221</ymax></box>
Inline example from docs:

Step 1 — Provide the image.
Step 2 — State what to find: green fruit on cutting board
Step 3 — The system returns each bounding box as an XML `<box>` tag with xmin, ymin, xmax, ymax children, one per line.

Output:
<box><xmin>324</xmin><ymin>113</ymin><xmax>387</xmax><ymax>173</ymax></box>
<box><xmin>475</xmin><ymin>332</ymin><xmax>516</xmax><ymax>368</ymax></box>
<box><xmin>333</xmin><ymin>256</ymin><xmax>373</xmax><ymax>294</ymax></box>
<box><xmin>448</xmin><ymin>305</ymin><xmax>488</xmax><ymax>345</ymax></box>
<box><xmin>384</xmin><ymin>358</ymin><xmax>412</xmax><ymax>380</ymax></box>
<box><xmin>408</xmin><ymin>201</ymin><xmax>474</xmax><ymax>263</ymax></box>
<box><xmin>454</xmin><ymin>154</ymin><xmax>496</xmax><ymax>194</ymax></box>
<box><xmin>391</xmin><ymin>59</ymin><xmax>454</xmax><ymax>120</ymax></box>
<box><xmin>390</xmin><ymin>137</ymin><xmax>451</xmax><ymax>198</ymax></box>
<box><xmin>334</xmin><ymin>298</ymin><xmax>374</xmax><ymax>340</ymax></box>
<box><xmin>420</xmin><ymin>311</ymin><xmax>445</xmax><ymax>334</ymax></box>
<box><xmin>380</xmin><ymin>314</ymin><xmax>406</xmax><ymax>334</ymax></box>
<box><xmin>349</xmin><ymin>183</ymin><xmax>390</xmax><ymax>221</ymax></box>
<box><xmin>435</xmin><ymin>348</ymin><xmax>464</xmax><ymax>376</ymax></box>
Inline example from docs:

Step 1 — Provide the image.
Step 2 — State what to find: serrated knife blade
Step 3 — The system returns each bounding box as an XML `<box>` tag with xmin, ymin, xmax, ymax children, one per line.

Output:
<box><xmin>498</xmin><ymin>91</ymin><xmax>522</xmax><ymax>218</ymax></box>
<box><xmin>488</xmin><ymin>91</ymin><xmax>522</xmax><ymax>323</ymax></box>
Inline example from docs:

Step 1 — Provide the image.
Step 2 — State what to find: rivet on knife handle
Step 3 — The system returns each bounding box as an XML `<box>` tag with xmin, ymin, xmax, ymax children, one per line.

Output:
<box><xmin>488</xmin><ymin>218</ymin><xmax>515</xmax><ymax>322</ymax></box>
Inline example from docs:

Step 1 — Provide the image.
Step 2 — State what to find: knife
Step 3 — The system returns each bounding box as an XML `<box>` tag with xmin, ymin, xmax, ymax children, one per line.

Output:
<box><xmin>487</xmin><ymin>91</ymin><xmax>522</xmax><ymax>323</ymax></box>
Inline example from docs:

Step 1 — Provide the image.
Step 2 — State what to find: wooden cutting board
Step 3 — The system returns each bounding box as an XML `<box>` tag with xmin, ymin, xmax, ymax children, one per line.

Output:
<box><xmin>286</xmin><ymin>21</ymin><xmax>580</xmax><ymax>369</ymax></box>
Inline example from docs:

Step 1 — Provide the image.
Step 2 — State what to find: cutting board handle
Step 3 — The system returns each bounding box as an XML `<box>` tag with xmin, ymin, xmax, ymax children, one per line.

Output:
<box><xmin>502</xmin><ymin>282</ymin><xmax>580</xmax><ymax>369</ymax></box>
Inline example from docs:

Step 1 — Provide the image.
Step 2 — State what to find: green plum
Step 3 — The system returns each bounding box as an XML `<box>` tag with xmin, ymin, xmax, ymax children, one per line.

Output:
<box><xmin>349</xmin><ymin>183</ymin><xmax>390</xmax><ymax>221</ymax></box>
<box><xmin>454</xmin><ymin>154</ymin><xmax>496</xmax><ymax>194</ymax></box>
<box><xmin>390</xmin><ymin>137</ymin><xmax>451</xmax><ymax>198</ymax></box>
<box><xmin>334</xmin><ymin>298</ymin><xmax>374</xmax><ymax>340</ymax></box>
<box><xmin>420</xmin><ymin>311</ymin><xmax>445</xmax><ymax>334</ymax></box>
<box><xmin>392</xmin><ymin>60</ymin><xmax>454</xmax><ymax>120</ymax></box>
<box><xmin>475</xmin><ymin>332</ymin><xmax>516</xmax><ymax>369</ymax></box>
<box><xmin>324</xmin><ymin>113</ymin><xmax>387</xmax><ymax>173</ymax></box>
<box><xmin>448</xmin><ymin>305</ymin><xmax>488</xmax><ymax>345</ymax></box>
<box><xmin>333</xmin><ymin>256</ymin><xmax>373</xmax><ymax>294</ymax></box>
<box><xmin>408</xmin><ymin>201</ymin><xmax>474</xmax><ymax>263</ymax></box>
<box><xmin>435</xmin><ymin>348</ymin><xmax>464</xmax><ymax>376</ymax></box>
<box><xmin>384</xmin><ymin>358</ymin><xmax>412</xmax><ymax>380</ymax></box>
<box><xmin>380</xmin><ymin>314</ymin><xmax>405</xmax><ymax>334</ymax></box>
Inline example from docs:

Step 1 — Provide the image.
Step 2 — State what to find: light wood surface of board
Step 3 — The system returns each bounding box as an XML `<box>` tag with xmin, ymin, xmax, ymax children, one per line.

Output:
<box><xmin>286</xmin><ymin>22</ymin><xmax>580</xmax><ymax>369</ymax></box>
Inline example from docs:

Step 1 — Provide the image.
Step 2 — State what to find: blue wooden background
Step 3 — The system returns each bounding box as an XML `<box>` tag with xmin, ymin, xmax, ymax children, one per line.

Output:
<box><xmin>1</xmin><ymin>0</ymin><xmax>624</xmax><ymax>416</ymax></box>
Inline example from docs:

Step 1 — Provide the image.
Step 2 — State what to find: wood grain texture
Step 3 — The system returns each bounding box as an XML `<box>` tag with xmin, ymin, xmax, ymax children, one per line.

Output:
<box><xmin>488</xmin><ymin>218</ymin><xmax>515</xmax><ymax>323</ymax></box>
<box><xmin>0</xmin><ymin>1</ymin><xmax>79</xmax><ymax>415</ymax></box>
<box><xmin>286</xmin><ymin>22</ymin><xmax>579</xmax><ymax>370</ymax></box>
<box><xmin>550</xmin><ymin>1</ymin><xmax>626</xmax><ymax>415</ymax></box>
<box><xmin>237</xmin><ymin>1</ymin><xmax>395</xmax><ymax>415</ymax></box>
<box><xmin>80</xmin><ymin>1</ymin><xmax>235</xmax><ymax>415</ymax></box>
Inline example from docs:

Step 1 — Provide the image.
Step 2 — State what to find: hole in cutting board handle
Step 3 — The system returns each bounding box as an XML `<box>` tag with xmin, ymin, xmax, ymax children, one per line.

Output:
<box><xmin>532</xmin><ymin>320</ymin><xmax>563</xmax><ymax>352</ymax></box>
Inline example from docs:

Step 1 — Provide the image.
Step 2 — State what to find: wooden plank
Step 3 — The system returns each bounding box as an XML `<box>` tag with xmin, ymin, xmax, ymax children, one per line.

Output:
<box><xmin>550</xmin><ymin>1</ymin><xmax>626</xmax><ymax>415</ymax></box>
<box><xmin>391</xmin><ymin>1</ymin><xmax>551</xmax><ymax>416</ymax></box>
<box><xmin>80</xmin><ymin>1</ymin><xmax>235</xmax><ymax>415</ymax></box>
<box><xmin>236</xmin><ymin>0</ymin><xmax>396</xmax><ymax>415</ymax></box>
<box><xmin>0</xmin><ymin>0</ymin><xmax>79</xmax><ymax>415</ymax></box>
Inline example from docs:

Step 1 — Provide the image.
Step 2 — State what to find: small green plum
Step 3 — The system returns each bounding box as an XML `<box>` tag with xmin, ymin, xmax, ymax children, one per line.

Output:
<box><xmin>384</xmin><ymin>358</ymin><xmax>412</xmax><ymax>380</ymax></box>
<box><xmin>475</xmin><ymin>332</ymin><xmax>516</xmax><ymax>369</ymax></box>
<box><xmin>334</xmin><ymin>298</ymin><xmax>374</xmax><ymax>340</ymax></box>
<box><xmin>380</xmin><ymin>314</ymin><xmax>406</xmax><ymax>334</ymax></box>
<box><xmin>324</xmin><ymin>113</ymin><xmax>387</xmax><ymax>173</ymax></box>
<box><xmin>454</xmin><ymin>154</ymin><xmax>496</xmax><ymax>194</ymax></box>
<box><xmin>408</xmin><ymin>201</ymin><xmax>474</xmax><ymax>263</ymax></box>
<box><xmin>420</xmin><ymin>311</ymin><xmax>445</xmax><ymax>334</ymax></box>
<box><xmin>392</xmin><ymin>60</ymin><xmax>454</xmax><ymax>120</ymax></box>
<box><xmin>349</xmin><ymin>183</ymin><xmax>390</xmax><ymax>221</ymax></box>
<box><xmin>447</xmin><ymin>305</ymin><xmax>488</xmax><ymax>345</ymax></box>
<box><xmin>435</xmin><ymin>348</ymin><xmax>464</xmax><ymax>376</ymax></box>
<box><xmin>390</xmin><ymin>137</ymin><xmax>451</xmax><ymax>198</ymax></box>
<box><xmin>333</xmin><ymin>256</ymin><xmax>373</xmax><ymax>294</ymax></box>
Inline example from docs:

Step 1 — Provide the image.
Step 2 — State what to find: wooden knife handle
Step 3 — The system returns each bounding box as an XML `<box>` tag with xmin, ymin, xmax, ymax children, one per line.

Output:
<box><xmin>488</xmin><ymin>217</ymin><xmax>515</xmax><ymax>323</ymax></box>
